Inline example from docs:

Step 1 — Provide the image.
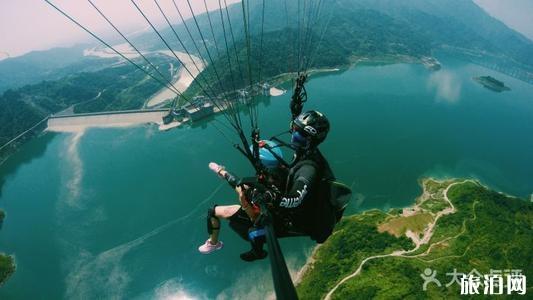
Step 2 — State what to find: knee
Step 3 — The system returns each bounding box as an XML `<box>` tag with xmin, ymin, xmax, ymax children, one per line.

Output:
<box><xmin>208</xmin><ymin>205</ymin><xmax>219</xmax><ymax>221</ymax></box>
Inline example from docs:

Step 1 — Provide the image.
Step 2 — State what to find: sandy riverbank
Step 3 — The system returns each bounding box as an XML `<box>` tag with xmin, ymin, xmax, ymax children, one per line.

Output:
<box><xmin>158</xmin><ymin>118</ymin><xmax>189</xmax><ymax>131</ymax></box>
<box><xmin>84</xmin><ymin>43</ymin><xmax>140</xmax><ymax>59</ymax></box>
<box><xmin>269</xmin><ymin>87</ymin><xmax>286</xmax><ymax>96</ymax></box>
<box><xmin>146</xmin><ymin>51</ymin><xmax>206</xmax><ymax>108</ymax></box>
<box><xmin>84</xmin><ymin>44</ymin><xmax>206</xmax><ymax>108</ymax></box>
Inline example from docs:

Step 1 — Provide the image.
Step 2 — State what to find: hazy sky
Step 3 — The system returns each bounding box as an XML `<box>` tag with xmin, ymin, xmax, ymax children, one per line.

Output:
<box><xmin>0</xmin><ymin>0</ymin><xmax>239</xmax><ymax>58</ymax></box>
<box><xmin>0</xmin><ymin>0</ymin><xmax>531</xmax><ymax>59</ymax></box>
<box><xmin>473</xmin><ymin>0</ymin><xmax>533</xmax><ymax>40</ymax></box>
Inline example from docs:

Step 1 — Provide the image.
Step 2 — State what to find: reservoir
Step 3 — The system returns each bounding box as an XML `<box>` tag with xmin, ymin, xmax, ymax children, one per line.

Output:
<box><xmin>1</xmin><ymin>53</ymin><xmax>532</xmax><ymax>298</ymax></box>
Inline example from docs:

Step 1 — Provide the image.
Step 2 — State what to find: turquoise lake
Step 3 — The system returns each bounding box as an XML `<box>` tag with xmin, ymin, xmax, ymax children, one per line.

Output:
<box><xmin>0</xmin><ymin>53</ymin><xmax>532</xmax><ymax>298</ymax></box>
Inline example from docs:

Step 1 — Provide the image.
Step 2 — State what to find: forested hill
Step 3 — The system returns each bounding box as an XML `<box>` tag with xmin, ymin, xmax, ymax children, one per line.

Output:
<box><xmin>187</xmin><ymin>8</ymin><xmax>432</xmax><ymax>95</ymax></box>
<box><xmin>0</xmin><ymin>54</ymin><xmax>175</xmax><ymax>161</ymax></box>
<box><xmin>130</xmin><ymin>0</ymin><xmax>533</xmax><ymax>70</ymax></box>
<box><xmin>0</xmin><ymin>44</ymin><xmax>114</xmax><ymax>93</ymax></box>
<box><xmin>187</xmin><ymin>0</ymin><xmax>532</xmax><ymax>95</ymax></box>
<box><xmin>297</xmin><ymin>179</ymin><xmax>533</xmax><ymax>299</ymax></box>
<box><xmin>350</xmin><ymin>0</ymin><xmax>533</xmax><ymax>67</ymax></box>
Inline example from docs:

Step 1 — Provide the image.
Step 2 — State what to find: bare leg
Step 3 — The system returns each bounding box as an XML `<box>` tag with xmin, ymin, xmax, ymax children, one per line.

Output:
<box><xmin>209</xmin><ymin>205</ymin><xmax>240</xmax><ymax>244</ymax></box>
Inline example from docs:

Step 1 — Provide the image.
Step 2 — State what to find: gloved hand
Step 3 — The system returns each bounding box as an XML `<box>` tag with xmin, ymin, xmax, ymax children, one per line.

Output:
<box><xmin>236</xmin><ymin>185</ymin><xmax>250</xmax><ymax>207</ymax></box>
<box><xmin>246</xmin><ymin>188</ymin><xmax>276</xmax><ymax>207</ymax></box>
<box><xmin>262</xmin><ymin>189</ymin><xmax>277</xmax><ymax>206</ymax></box>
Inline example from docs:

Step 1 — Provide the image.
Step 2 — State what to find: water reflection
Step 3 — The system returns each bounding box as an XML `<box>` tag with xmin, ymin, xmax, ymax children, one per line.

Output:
<box><xmin>0</xmin><ymin>133</ymin><xmax>57</xmax><ymax>198</ymax></box>
<box><xmin>427</xmin><ymin>70</ymin><xmax>462</xmax><ymax>102</ymax></box>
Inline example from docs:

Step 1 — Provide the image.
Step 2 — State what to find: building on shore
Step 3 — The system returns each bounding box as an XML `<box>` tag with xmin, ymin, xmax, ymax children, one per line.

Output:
<box><xmin>238</xmin><ymin>89</ymin><xmax>250</xmax><ymax>104</ymax></box>
<box><xmin>162</xmin><ymin>107</ymin><xmax>187</xmax><ymax>124</ymax></box>
<box><xmin>162</xmin><ymin>95</ymin><xmax>215</xmax><ymax>124</ymax></box>
<box><xmin>184</xmin><ymin>102</ymin><xmax>214</xmax><ymax>121</ymax></box>
<box><xmin>261</xmin><ymin>83</ymin><xmax>270</xmax><ymax>95</ymax></box>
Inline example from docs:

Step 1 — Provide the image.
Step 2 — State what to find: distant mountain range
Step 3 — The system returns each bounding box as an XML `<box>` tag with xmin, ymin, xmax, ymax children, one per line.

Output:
<box><xmin>1</xmin><ymin>0</ymin><xmax>532</xmax><ymax>160</ymax></box>
<box><xmin>0</xmin><ymin>44</ymin><xmax>120</xmax><ymax>93</ymax></box>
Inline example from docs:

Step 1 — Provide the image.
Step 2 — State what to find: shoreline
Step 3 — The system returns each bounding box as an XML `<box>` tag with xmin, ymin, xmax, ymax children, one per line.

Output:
<box><xmin>145</xmin><ymin>51</ymin><xmax>206</xmax><ymax>108</ymax></box>
<box><xmin>45</xmin><ymin>56</ymin><xmax>423</xmax><ymax>133</ymax></box>
<box><xmin>293</xmin><ymin>176</ymin><xmax>518</xmax><ymax>289</ymax></box>
<box><xmin>84</xmin><ymin>44</ymin><xmax>206</xmax><ymax>109</ymax></box>
<box><xmin>293</xmin><ymin>245</ymin><xmax>321</xmax><ymax>285</ymax></box>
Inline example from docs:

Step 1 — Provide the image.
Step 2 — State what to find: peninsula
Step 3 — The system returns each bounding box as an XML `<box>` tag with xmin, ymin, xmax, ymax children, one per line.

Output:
<box><xmin>297</xmin><ymin>178</ymin><xmax>532</xmax><ymax>299</ymax></box>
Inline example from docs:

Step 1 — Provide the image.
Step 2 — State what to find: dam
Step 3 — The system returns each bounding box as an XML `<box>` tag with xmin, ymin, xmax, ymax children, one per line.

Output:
<box><xmin>47</xmin><ymin>109</ymin><xmax>169</xmax><ymax>132</ymax></box>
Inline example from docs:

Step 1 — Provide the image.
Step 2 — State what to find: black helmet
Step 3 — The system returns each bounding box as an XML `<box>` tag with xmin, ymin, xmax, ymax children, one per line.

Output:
<box><xmin>292</xmin><ymin>110</ymin><xmax>330</xmax><ymax>147</ymax></box>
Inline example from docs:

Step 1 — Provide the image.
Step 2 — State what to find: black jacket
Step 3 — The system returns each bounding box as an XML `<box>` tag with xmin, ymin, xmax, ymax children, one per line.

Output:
<box><xmin>272</xmin><ymin>149</ymin><xmax>336</xmax><ymax>243</ymax></box>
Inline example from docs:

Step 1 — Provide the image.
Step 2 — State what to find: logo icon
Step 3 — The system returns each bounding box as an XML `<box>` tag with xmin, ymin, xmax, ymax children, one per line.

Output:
<box><xmin>421</xmin><ymin>268</ymin><xmax>442</xmax><ymax>291</ymax></box>
<box><xmin>304</xmin><ymin>125</ymin><xmax>317</xmax><ymax>135</ymax></box>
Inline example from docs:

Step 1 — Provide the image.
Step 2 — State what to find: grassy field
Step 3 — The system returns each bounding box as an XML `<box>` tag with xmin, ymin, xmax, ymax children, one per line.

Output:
<box><xmin>378</xmin><ymin>213</ymin><xmax>434</xmax><ymax>238</ymax></box>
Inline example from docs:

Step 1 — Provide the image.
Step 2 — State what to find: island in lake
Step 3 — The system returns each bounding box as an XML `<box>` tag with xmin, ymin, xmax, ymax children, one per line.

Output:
<box><xmin>473</xmin><ymin>76</ymin><xmax>510</xmax><ymax>92</ymax></box>
<box><xmin>0</xmin><ymin>253</ymin><xmax>15</xmax><ymax>286</ymax></box>
<box><xmin>297</xmin><ymin>178</ymin><xmax>532</xmax><ymax>299</ymax></box>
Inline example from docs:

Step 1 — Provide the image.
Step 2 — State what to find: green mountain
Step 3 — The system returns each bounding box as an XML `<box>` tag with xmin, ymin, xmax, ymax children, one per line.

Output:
<box><xmin>185</xmin><ymin>0</ymin><xmax>532</xmax><ymax>96</ymax></box>
<box><xmin>350</xmin><ymin>0</ymin><xmax>533</xmax><ymax>71</ymax></box>
<box><xmin>297</xmin><ymin>179</ymin><xmax>533</xmax><ymax>299</ymax></box>
<box><xmin>0</xmin><ymin>54</ymin><xmax>175</xmax><ymax>161</ymax></box>
<box><xmin>0</xmin><ymin>44</ymin><xmax>118</xmax><ymax>93</ymax></box>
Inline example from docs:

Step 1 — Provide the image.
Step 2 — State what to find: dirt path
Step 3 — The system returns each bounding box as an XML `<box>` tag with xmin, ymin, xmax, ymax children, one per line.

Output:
<box><xmin>324</xmin><ymin>180</ymin><xmax>475</xmax><ymax>300</ymax></box>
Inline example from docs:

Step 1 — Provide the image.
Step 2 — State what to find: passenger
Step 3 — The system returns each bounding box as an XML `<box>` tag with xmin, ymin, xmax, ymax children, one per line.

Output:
<box><xmin>198</xmin><ymin>140</ymin><xmax>286</xmax><ymax>262</ymax></box>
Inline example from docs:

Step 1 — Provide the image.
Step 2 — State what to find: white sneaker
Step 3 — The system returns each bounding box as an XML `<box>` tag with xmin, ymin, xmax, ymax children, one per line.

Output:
<box><xmin>198</xmin><ymin>239</ymin><xmax>223</xmax><ymax>254</ymax></box>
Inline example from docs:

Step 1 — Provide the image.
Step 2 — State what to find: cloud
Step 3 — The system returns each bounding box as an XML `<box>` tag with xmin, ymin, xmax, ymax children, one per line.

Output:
<box><xmin>63</xmin><ymin>183</ymin><xmax>224</xmax><ymax>299</ymax></box>
<box><xmin>427</xmin><ymin>70</ymin><xmax>462</xmax><ymax>102</ymax></box>
<box><xmin>216</xmin><ymin>265</ymin><xmax>276</xmax><ymax>300</ymax></box>
<box><xmin>216</xmin><ymin>252</ymin><xmax>310</xmax><ymax>300</ymax></box>
<box><xmin>64</xmin><ymin>242</ymin><xmax>132</xmax><ymax>300</ymax></box>
<box><xmin>154</xmin><ymin>278</ymin><xmax>199</xmax><ymax>300</ymax></box>
<box><xmin>64</xmin><ymin>130</ymin><xmax>85</xmax><ymax>208</ymax></box>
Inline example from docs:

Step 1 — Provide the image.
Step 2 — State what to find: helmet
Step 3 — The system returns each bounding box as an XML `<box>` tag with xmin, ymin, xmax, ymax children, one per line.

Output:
<box><xmin>250</xmin><ymin>140</ymin><xmax>284</xmax><ymax>168</ymax></box>
<box><xmin>291</xmin><ymin>110</ymin><xmax>330</xmax><ymax>147</ymax></box>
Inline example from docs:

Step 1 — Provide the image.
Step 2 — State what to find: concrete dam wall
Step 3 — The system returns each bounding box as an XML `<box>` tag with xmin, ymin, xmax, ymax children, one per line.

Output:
<box><xmin>47</xmin><ymin>110</ymin><xmax>168</xmax><ymax>132</ymax></box>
